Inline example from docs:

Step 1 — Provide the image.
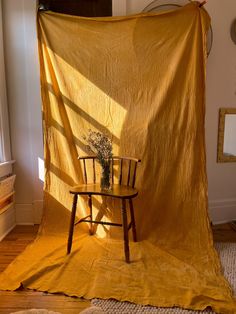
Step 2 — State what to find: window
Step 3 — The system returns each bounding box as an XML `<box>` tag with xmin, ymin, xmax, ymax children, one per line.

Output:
<box><xmin>0</xmin><ymin>0</ymin><xmax>12</xmax><ymax>166</ymax></box>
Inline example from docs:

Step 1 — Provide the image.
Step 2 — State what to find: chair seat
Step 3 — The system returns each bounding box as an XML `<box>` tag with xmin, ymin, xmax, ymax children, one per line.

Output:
<box><xmin>70</xmin><ymin>183</ymin><xmax>138</xmax><ymax>199</ymax></box>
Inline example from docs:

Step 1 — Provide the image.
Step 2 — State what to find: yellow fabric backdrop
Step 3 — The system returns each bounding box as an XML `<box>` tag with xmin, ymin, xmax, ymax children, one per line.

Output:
<box><xmin>0</xmin><ymin>2</ymin><xmax>235</xmax><ymax>313</ymax></box>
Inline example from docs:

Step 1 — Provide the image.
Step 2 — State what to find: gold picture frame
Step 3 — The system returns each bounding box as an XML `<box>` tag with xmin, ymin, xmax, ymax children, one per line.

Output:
<box><xmin>217</xmin><ymin>108</ymin><xmax>236</xmax><ymax>162</ymax></box>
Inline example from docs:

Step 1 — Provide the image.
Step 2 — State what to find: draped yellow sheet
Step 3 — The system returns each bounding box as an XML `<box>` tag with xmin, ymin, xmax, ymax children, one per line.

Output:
<box><xmin>0</xmin><ymin>2</ymin><xmax>236</xmax><ymax>313</ymax></box>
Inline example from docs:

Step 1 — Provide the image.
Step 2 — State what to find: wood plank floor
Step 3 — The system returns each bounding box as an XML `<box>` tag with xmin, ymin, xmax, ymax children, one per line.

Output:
<box><xmin>212</xmin><ymin>222</ymin><xmax>236</xmax><ymax>242</ymax></box>
<box><xmin>0</xmin><ymin>223</ymin><xmax>236</xmax><ymax>313</ymax></box>
<box><xmin>0</xmin><ymin>225</ymin><xmax>90</xmax><ymax>314</ymax></box>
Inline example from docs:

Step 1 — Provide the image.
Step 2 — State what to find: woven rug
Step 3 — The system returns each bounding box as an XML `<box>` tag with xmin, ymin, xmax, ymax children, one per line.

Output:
<box><xmin>92</xmin><ymin>243</ymin><xmax>236</xmax><ymax>313</ymax></box>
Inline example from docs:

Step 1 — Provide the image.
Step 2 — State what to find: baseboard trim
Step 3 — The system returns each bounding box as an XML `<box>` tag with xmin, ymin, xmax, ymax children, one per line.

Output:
<box><xmin>14</xmin><ymin>198</ymin><xmax>236</xmax><ymax>225</ymax></box>
<box><xmin>209</xmin><ymin>198</ymin><xmax>236</xmax><ymax>224</ymax></box>
<box><xmin>33</xmin><ymin>200</ymin><xmax>43</xmax><ymax>224</ymax></box>
<box><xmin>16</xmin><ymin>222</ymin><xmax>35</xmax><ymax>226</ymax></box>
<box><xmin>212</xmin><ymin>220</ymin><xmax>234</xmax><ymax>225</ymax></box>
<box><xmin>15</xmin><ymin>204</ymin><xmax>34</xmax><ymax>224</ymax></box>
<box><xmin>15</xmin><ymin>200</ymin><xmax>43</xmax><ymax>225</ymax></box>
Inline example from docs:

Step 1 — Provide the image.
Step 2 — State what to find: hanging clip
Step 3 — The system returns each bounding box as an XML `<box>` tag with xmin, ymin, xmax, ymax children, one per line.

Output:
<box><xmin>199</xmin><ymin>1</ymin><xmax>207</xmax><ymax>8</ymax></box>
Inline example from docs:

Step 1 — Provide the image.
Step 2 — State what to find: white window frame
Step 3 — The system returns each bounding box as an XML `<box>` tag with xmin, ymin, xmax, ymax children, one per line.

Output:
<box><xmin>0</xmin><ymin>0</ymin><xmax>14</xmax><ymax>177</ymax></box>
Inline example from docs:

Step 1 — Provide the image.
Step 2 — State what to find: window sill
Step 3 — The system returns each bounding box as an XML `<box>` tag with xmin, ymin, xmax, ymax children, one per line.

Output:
<box><xmin>0</xmin><ymin>160</ymin><xmax>15</xmax><ymax>178</ymax></box>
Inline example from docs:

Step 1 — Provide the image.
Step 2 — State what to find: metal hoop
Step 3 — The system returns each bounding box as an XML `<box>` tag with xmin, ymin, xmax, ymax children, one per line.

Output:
<box><xmin>230</xmin><ymin>19</ymin><xmax>236</xmax><ymax>45</ymax></box>
<box><xmin>142</xmin><ymin>0</ymin><xmax>213</xmax><ymax>57</ymax></box>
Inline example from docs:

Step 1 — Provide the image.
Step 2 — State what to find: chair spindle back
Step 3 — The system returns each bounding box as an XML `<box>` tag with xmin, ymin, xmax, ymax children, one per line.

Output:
<box><xmin>79</xmin><ymin>156</ymin><xmax>141</xmax><ymax>188</ymax></box>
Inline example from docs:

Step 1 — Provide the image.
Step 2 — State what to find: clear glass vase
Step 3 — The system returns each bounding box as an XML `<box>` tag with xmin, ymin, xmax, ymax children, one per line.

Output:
<box><xmin>100</xmin><ymin>160</ymin><xmax>111</xmax><ymax>191</ymax></box>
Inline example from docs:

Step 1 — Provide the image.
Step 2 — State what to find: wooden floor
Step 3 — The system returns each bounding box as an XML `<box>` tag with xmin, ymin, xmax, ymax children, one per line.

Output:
<box><xmin>212</xmin><ymin>222</ymin><xmax>236</xmax><ymax>242</ymax></box>
<box><xmin>0</xmin><ymin>225</ymin><xmax>90</xmax><ymax>314</ymax></box>
<box><xmin>0</xmin><ymin>223</ymin><xmax>236</xmax><ymax>314</ymax></box>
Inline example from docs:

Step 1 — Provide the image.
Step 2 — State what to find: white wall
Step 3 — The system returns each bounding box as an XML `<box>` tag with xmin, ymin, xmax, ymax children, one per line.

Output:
<box><xmin>1</xmin><ymin>0</ymin><xmax>236</xmax><ymax>224</ymax></box>
<box><xmin>0</xmin><ymin>0</ymin><xmax>15</xmax><ymax>240</ymax></box>
<box><xmin>2</xmin><ymin>0</ymin><xmax>43</xmax><ymax>224</ymax></box>
<box><xmin>204</xmin><ymin>0</ymin><xmax>236</xmax><ymax>222</ymax></box>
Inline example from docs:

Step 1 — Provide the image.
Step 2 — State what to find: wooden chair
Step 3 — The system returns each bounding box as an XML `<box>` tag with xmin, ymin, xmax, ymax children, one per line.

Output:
<box><xmin>67</xmin><ymin>156</ymin><xmax>141</xmax><ymax>263</ymax></box>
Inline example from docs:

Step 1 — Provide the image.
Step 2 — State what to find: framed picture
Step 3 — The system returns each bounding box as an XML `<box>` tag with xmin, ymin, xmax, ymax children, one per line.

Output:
<box><xmin>217</xmin><ymin>108</ymin><xmax>236</xmax><ymax>162</ymax></box>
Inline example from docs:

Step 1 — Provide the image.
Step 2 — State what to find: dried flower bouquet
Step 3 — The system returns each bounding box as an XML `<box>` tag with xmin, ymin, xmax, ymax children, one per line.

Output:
<box><xmin>84</xmin><ymin>130</ymin><xmax>113</xmax><ymax>190</ymax></box>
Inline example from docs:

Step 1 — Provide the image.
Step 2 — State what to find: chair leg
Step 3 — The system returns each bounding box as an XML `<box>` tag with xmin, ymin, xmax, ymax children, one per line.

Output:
<box><xmin>67</xmin><ymin>193</ymin><xmax>78</xmax><ymax>254</ymax></box>
<box><xmin>129</xmin><ymin>199</ymin><xmax>137</xmax><ymax>242</ymax></box>
<box><xmin>122</xmin><ymin>199</ymin><xmax>130</xmax><ymax>263</ymax></box>
<box><xmin>88</xmin><ymin>195</ymin><xmax>94</xmax><ymax>235</ymax></box>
